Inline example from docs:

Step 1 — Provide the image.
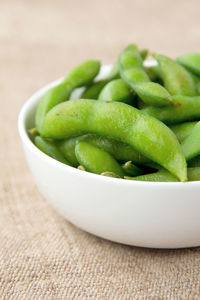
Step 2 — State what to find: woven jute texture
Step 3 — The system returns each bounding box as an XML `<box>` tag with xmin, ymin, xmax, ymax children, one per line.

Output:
<box><xmin>1</xmin><ymin>0</ymin><xmax>200</xmax><ymax>299</ymax></box>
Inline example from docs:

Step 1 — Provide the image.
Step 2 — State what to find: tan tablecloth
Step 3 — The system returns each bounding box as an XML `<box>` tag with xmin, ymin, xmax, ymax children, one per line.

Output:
<box><xmin>1</xmin><ymin>0</ymin><xmax>200</xmax><ymax>298</ymax></box>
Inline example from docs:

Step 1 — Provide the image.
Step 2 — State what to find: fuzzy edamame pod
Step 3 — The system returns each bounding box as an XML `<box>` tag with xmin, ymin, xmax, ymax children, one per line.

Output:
<box><xmin>181</xmin><ymin>121</ymin><xmax>200</xmax><ymax>160</ymax></box>
<box><xmin>58</xmin><ymin>134</ymin><xmax>151</xmax><ymax>167</ymax></box>
<box><xmin>125</xmin><ymin>168</ymin><xmax>200</xmax><ymax>182</ymax></box>
<box><xmin>145</xmin><ymin>65</ymin><xmax>162</xmax><ymax>82</ymax></box>
<box><xmin>107</xmin><ymin>47</ymin><xmax>148</xmax><ymax>81</ymax></box>
<box><xmin>81</xmin><ymin>80</ymin><xmax>108</xmax><ymax>99</ymax></box>
<box><xmin>153</xmin><ymin>53</ymin><xmax>196</xmax><ymax>96</ymax></box>
<box><xmin>34</xmin><ymin>136</ymin><xmax>70</xmax><ymax>165</ymax></box>
<box><xmin>119</xmin><ymin>49</ymin><xmax>173</xmax><ymax>106</ymax></box>
<box><xmin>125</xmin><ymin>169</ymin><xmax>179</xmax><ymax>182</ymax></box>
<box><xmin>181</xmin><ymin>68</ymin><xmax>200</xmax><ymax>95</ymax></box>
<box><xmin>124</xmin><ymin>80</ymin><xmax>172</xmax><ymax>107</ymax></box>
<box><xmin>142</xmin><ymin>96</ymin><xmax>200</xmax><ymax>125</ymax></box>
<box><xmin>81</xmin><ymin>61</ymin><xmax>122</xmax><ymax>100</ymax></box>
<box><xmin>75</xmin><ymin>141</ymin><xmax>124</xmax><ymax>178</ymax></box>
<box><xmin>177</xmin><ymin>53</ymin><xmax>200</xmax><ymax>76</ymax></box>
<box><xmin>35</xmin><ymin>60</ymin><xmax>100</xmax><ymax>133</ymax></box>
<box><xmin>98</xmin><ymin>79</ymin><xmax>133</xmax><ymax>104</ymax></box>
<box><xmin>169</xmin><ymin>121</ymin><xmax>198</xmax><ymax>143</ymax></box>
<box><xmin>41</xmin><ymin>99</ymin><xmax>187</xmax><ymax>181</ymax></box>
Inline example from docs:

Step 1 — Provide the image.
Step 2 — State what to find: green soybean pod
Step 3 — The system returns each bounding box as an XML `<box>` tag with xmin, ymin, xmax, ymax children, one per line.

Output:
<box><xmin>153</xmin><ymin>53</ymin><xmax>196</xmax><ymax>96</ymax></box>
<box><xmin>35</xmin><ymin>60</ymin><xmax>100</xmax><ymax>133</ymax></box>
<box><xmin>35</xmin><ymin>136</ymin><xmax>70</xmax><ymax>165</ymax></box>
<box><xmin>145</xmin><ymin>65</ymin><xmax>162</xmax><ymax>82</ymax></box>
<box><xmin>81</xmin><ymin>80</ymin><xmax>108</xmax><ymax>99</ymax></box>
<box><xmin>128</xmin><ymin>82</ymin><xmax>172</xmax><ymax>106</ymax></box>
<box><xmin>187</xmin><ymin>167</ymin><xmax>200</xmax><ymax>181</ymax></box>
<box><xmin>142</xmin><ymin>96</ymin><xmax>200</xmax><ymax>125</ymax></box>
<box><xmin>81</xmin><ymin>60</ymin><xmax>125</xmax><ymax>100</ymax></box>
<box><xmin>119</xmin><ymin>49</ymin><xmax>143</xmax><ymax>71</ymax></box>
<box><xmin>186</xmin><ymin>71</ymin><xmax>200</xmax><ymax>95</ymax></box>
<box><xmin>75</xmin><ymin>141</ymin><xmax>124</xmax><ymax>178</ymax></box>
<box><xmin>58</xmin><ymin>134</ymin><xmax>151</xmax><ymax>167</ymax></box>
<box><xmin>120</xmin><ymin>51</ymin><xmax>172</xmax><ymax>106</ymax></box>
<box><xmin>125</xmin><ymin>169</ymin><xmax>179</xmax><ymax>182</ymax></box>
<box><xmin>122</xmin><ymin>161</ymin><xmax>144</xmax><ymax>176</ymax></box>
<box><xmin>98</xmin><ymin>79</ymin><xmax>133</xmax><ymax>104</ymax></box>
<box><xmin>177</xmin><ymin>53</ymin><xmax>200</xmax><ymax>76</ymax></box>
<box><xmin>125</xmin><ymin>167</ymin><xmax>200</xmax><ymax>182</ymax></box>
<box><xmin>107</xmin><ymin>47</ymin><xmax>148</xmax><ymax>81</ymax></box>
<box><xmin>125</xmin><ymin>168</ymin><xmax>200</xmax><ymax>182</ymax></box>
<box><xmin>181</xmin><ymin>121</ymin><xmax>200</xmax><ymax>160</ymax></box>
<box><xmin>121</xmin><ymin>68</ymin><xmax>149</xmax><ymax>84</ymax></box>
<box><xmin>169</xmin><ymin>121</ymin><xmax>198</xmax><ymax>143</ymax></box>
<box><xmin>41</xmin><ymin>99</ymin><xmax>187</xmax><ymax>181</ymax></box>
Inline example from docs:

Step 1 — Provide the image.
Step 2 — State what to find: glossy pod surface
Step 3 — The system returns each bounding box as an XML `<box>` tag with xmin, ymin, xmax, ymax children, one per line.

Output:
<box><xmin>142</xmin><ymin>96</ymin><xmax>200</xmax><ymax>124</ymax></box>
<box><xmin>41</xmin><ymin>99</ymin><xmax>187</xmax><ymax>181</ymax></box>
<box><xmin>59</xmin><ymin>134</ymin><xmax>151</xmax><ymax>167</ymax></box>
<box><xmin>177</xmin><ymin>53</ymin><xmax>200</xmax><ymax>76</ymax></box>
<box><xmin>35</xmin><ymin>136</ymin><xmax>70</xmax><ymax>165</ymax></box>
<box><xmin>98</xmin><ymin>79</ymin><xmax>133</xmax><ymax>104</ymax></box>
<box><xmin>75</xmin><ymin>141</ymin><xmax>124</xmax><ymax>178</ymax></box>
<box><xmin>153</xmin><ymin>53</ymin><xmax>196</xmax><ymax>96</ymax></box>
<box><xmin>36</xmin><ymin>60</ymin><xmax>100</xmax><ymax>133</ymax></box>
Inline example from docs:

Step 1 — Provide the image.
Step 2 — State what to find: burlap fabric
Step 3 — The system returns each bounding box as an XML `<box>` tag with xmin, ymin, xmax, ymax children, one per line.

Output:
<box><xmin>1</xmin><ymin>0</ymin><xmax>200</xmax><ymax>298</ymax></box>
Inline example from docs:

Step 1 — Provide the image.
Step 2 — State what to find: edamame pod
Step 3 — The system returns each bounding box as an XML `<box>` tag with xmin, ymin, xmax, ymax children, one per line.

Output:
<box><xmin>59</xmin><ymin>134</ymin><xmax>151</xmax><ymax>167</ymax></box>
<box><xmin>128</xmin><ymin>81</ymin><xmax>172</xmax><ymax>106</ymax></box>
<box><xmin>41</xmin><ymin>99</ymin><xmax>187</xmax><ymax>181</ymax></box>
<box><xmin>107</xmin><ymin>47</ymin><xmax>148</xmax><ymax>80</ymax></box>
<box><xmin>63</xmin><ymin>60</ymin><xmax>101</xmax><ymax>88</ymax></box>
<box><xmin>121</xmin><ymin>68</ymin><xmax>149</xmax><ymax>84</ymax></box>
<box><xmin>36</xmin><ymin>60</ymin><xmax>100</xmax><ymax>133</ymax></box>
<box><xmin>98</xmin><ymin>79</ymin><xmax>133</xmax><ymax>104</ymax></box>
<box><xmin>119</xmin><ymin>49</ymin><xmax>143</xmax><ymax>70</ymax></box>
<box><xmin>125</xmin><ymin>168</ymin><xmax>200</xmax><ymax>182</ymax></box>
<box><xmin>75</xmin><ymin>141</ymin><xmax>124</xmax><ymax>178</ymax></box>
<box><xmin>145</xmin><ymin>65</ymin><xmax>162</xmax><ymax>82</ymax></box>
<box><xmin>142</xmin><ymin>96</ymin><xmax>200</xmax><ymax>124</ymax></box>
<box><xmin>120</xmin><ymin>50</ymin><xmax>172</xmax><ymax>106</ymax></box>
<box><xmin>34</xmin><ymin>136</ymin><xmax>70</xmax><ymax>165</ymax></box>
<box><xmin>177</xmin><ymin>53</ymin><xmax>200</xmax><ymax>76</ymax></box>
<box><xmin>181</xmin><ymin>121</ymin><xmax>200</xmax><ymax>160</ymax></box>
<box><xmin>125</xmin><ymin>169</ymin><xmax>178</xmax><ymax>182</ymax></box>
<box><xmin>81</xmin><ymin>80</ymin><xmax>108</xmax><ymax>99</ymax></box>
<box><xmin>182</xmin><ymin>69</ymin><xmax>200</xmax><ymax>95</ymax></box>
<box><xmin>169</xmin><ymin>121</ymin><xmax>198</xmax><ymax>143</ymax></box>
<box><xmin>153</xmin><ymin>53</ymin><xmax>196</xmax><ymax>96</ymax></box>
<box><xmin>122</xmin><ymin>161</ymin><xmax>144</xmax><ymax>176</ymax></box>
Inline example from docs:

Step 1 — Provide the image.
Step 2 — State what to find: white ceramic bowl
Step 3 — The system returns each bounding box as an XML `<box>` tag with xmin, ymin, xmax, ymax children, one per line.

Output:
<box><xmin>18</xmin><ymin>65</ymin><xmax>200</xmax><ymax>249</ymax></box>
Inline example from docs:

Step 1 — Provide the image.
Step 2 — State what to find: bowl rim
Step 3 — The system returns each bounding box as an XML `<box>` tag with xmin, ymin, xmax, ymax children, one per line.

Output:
<box><xmin>18</xmin><ymin>68</ymin><xmax>200</xmax><ymax>188</ymax></box>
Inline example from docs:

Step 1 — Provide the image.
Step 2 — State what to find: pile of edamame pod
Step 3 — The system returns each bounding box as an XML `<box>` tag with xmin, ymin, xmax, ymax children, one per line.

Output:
<box><xmin>31</xmin><ymin>44</ymin><xmax>200</xmax><ymax>182</ymax></box>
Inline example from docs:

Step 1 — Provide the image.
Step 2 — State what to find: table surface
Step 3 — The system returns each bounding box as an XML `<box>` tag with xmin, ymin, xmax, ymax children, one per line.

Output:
<box><xmin>1</xmin><ymin>0</ymin><xmax>200</xmax><ymax>298</ymax></box>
